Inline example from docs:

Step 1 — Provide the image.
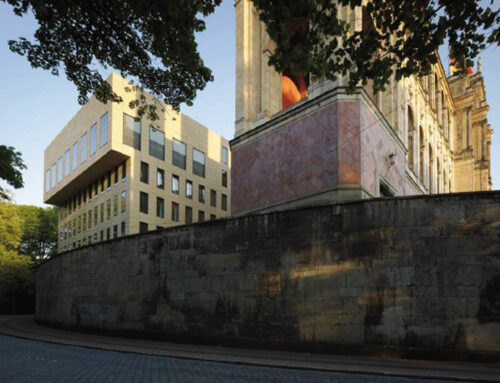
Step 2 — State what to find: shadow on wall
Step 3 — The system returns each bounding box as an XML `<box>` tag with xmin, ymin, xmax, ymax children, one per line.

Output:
<box><xmin>36</xmin><ymin>192</ymin><xmax>500</xmax><ymax>360</ymax></box>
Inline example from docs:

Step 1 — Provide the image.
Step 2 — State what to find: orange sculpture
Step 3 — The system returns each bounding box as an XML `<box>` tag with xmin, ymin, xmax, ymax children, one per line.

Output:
<box><xmin>282</xmin><ymin>73</ymin><xmax>309</xmax><ymax>110</ymax></box>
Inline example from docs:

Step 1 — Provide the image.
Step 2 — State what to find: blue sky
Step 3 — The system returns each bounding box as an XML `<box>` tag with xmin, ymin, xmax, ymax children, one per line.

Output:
<box><xmin>0</xmin><ymin>0</ymin><xmax>498</xmax><ymax>206</ymax></box>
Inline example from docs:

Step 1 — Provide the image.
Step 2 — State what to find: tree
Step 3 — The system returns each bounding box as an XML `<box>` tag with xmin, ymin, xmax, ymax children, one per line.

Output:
<box><xmin>0</xmin><ymin>201</ymin><xmax>34</xmax><ymax>314</ymax></box>
<box><xmin>17</xmin><ymin>205</ymin><xmax>58</xmax><ymax>262</ymax></box>
<box><xmin>3</xmin><ymin>0</ymin><xmax>499</xmax><ymax>111</ymax></box>
<box><xmin>0</xmin><ymin>146</ymin><xmax>26</xmax><ymax>201</ymax></box>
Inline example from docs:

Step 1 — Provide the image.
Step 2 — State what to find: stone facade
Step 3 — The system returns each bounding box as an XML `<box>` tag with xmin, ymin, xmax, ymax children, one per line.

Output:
<box><xmin>36</xmin><ymin>191</ymin><xmax>500</xmax><ymax>358</ymax></box>
<box><xmin>232</xmin><ymin>0</ymin><xmax>493</xmax><ymax>215</ymax></box>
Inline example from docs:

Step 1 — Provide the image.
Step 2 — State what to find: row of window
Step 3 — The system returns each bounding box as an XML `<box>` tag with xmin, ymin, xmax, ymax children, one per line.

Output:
<box><xmin>140</xmin><ymin>161</ymin><xmax>227</xmax><ymax>195</ymax></box>
<box><xmin>60</xmin><ymin>162</ymin><xmax>127</xmax><ymax>219</ymax></box>
<box><xmin>62</xmin><ymin>221</ymin><xmax>126</xmax><ymax>251</ymax></box>
<box><xmin>46</xmin><ymin>113</ymin><xmax>108</xmax><ymax>192</ymax></box>
<box><xmin>123</xmin><ymin>113</ymin><xmax>229</xmax><ymax>177</ymax></box>
<box><xmin>139</xmin><ymin>190</ymin><xmax>227</xmax><ymax>218</ymax></box>
<box><xmin>61</xmin><ymin>192</ymin><xmax>127</xmax><ymax>238</ymax></box>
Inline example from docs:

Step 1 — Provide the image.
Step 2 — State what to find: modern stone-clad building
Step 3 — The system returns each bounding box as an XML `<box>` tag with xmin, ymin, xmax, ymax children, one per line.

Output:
<box><xmin>44</xmin><ymin>73</ymin><xmax>231</xmax><ymax>252</ymax></box>
<box><xmin>232</xmin><ymin>0</ymin><xmax>493</xmax><ymax>215</ymax></box>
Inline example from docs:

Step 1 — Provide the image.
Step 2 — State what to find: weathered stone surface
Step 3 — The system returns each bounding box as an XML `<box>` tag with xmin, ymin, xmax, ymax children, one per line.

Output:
<box><xmin>36</xmin><ymin>192</ymin><xmax>500</xmax><ymax>356</ymax></box>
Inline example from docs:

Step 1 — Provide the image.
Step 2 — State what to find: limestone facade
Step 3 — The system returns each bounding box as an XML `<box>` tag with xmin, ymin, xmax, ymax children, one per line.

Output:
<box><xmin>44</xmin><ymin>73</ymin><xmax>231</xmax><ymax>252</ymax></box>
<box><xmin>232</xmin><ymin>0</ymin><xmax>492</xmax><ymax>215</ymax></box>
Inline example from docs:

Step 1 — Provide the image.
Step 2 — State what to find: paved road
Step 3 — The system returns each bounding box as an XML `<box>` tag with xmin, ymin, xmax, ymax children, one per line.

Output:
<box><xmin>0</xmin><ymin>335</ymin><xmax>478</xmax><ymax>383</ymax></box>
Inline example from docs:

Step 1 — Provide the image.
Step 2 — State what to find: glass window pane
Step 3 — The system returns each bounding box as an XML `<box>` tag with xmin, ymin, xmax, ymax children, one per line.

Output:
<box><xmin>81</xmin><ymin>133</ymin><xmax>87</xmax><ymax>163</ymax></box>
<box><xmin>222</xmin><ymin>146</ymin><xmax>228</xmax><ymax>164</ymax></box>
<box><xmin>72</xmin><ymin>142</ymin><xmax>78</xmax><ymax>170</ymax></box>
<box><xmin>51</xmin><ymin>164</ymin><xmax>56</xmax><ymax>188</ymax></box>
<box><xmin>140</xmin><ymin>162</ymin><xmax>149</xmax><ymax>184</ymax></box>
<box><xmin>140</xmin><ymin>192</ymin><xmax>148</xmax><ymax>214</ymax></box>
<box><xmin>65</xmin><ymin>150</ymin><xmax>70</xmax><ymax>176</ymax></box>
<box><xmin>121</xmin><ymin>191</ymin><xmax>126</xmax><ymax>213</ymax></box>
<box><xmin>45</xmin><ymin>170</ymin><xmax>50</xmax><ymax>192</ymax></box>
<box><xmin>149</xmin><ymin>127</ymin><xmax>165</xmax><ymax>160</ymax></box>
<box><xmin>172</xmin><ymin>175</ymin><xmax>179</xmax><ymax>194</ymax></box>
<box><xmin>57</xmin><ymin>157</ymin><xmax>63</xmax><ymax>183</ymax></box>
<box><xmin>171</xmin><ymin>202</ymin><xmax>179</xmax><ymax>222</ymax></box>
<box><xmin>100</xmin><ymin>113</ymin><xmax>108</xmax><ymax>147</ymax></box>
<box><xmin>172</xmin><ymin>139</ymin><xmax>186</xmax><ymax>169</ymax></box>
<box><xmin>157</xmin><ymin>197</ymin><xmax>164</xmax><ymax>218</ymax></box>
<box><xmin>186</xmin><ymin>180</ymin><xmax>193</xmax><ymax>199</ymax></box>
<box><xmin>193</xmin><ymin>149</ymin><xmax>205</xmax><ymax>178</ymax></box>
<box><xmin>157</xmin><ymin>168</ymin><xmax>165</xmax><ymax>189</ymax></box>
<box><xmin>90</xmin><ymin>123</ymin><xmax>97</xmax><ymax>155</ymax></box>
<box><xmin>123</xmin><ymin>114</ymin><xmax>141</xmax><ymax>150</ymax></box>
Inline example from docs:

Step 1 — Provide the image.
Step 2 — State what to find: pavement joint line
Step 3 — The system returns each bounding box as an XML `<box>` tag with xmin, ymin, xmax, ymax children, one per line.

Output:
<box><xmin>1</xmin><ymin>316</ymin><xmax>499</xmax><ymax>383</ymax></box>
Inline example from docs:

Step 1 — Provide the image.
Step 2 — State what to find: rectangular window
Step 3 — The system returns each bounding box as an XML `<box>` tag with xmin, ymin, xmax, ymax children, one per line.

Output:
<box><xmin>222</xmin><ymin>145</ymin><xmax>228</xmax><ymax>164</ymax></box>
<box><xmin>123</xmin><ymin>114</ymin><xmax>141</xmax><ymax>150</ymax></box>
<box><xmin>114</xmin><ymin>167</ymin><xmax>119</xmax><ymax>185</ymax></box>
<box><xmin>121</xmin><ymin>191</ymin><xmax>126</xmax><ymax>213</ymax></box>
<box><xmin>80</xmin><ymin>133</ymin><xmax>87</xmax><ymax>164</ymax></box>
<box><xmin>185</xmin><ymin>206</ymin><xmax>193</xmax><ymax>224</ymax></box>
<box><xmin>172</xmin><ymin>175</ymin><xmax>179</xmax><ymax>194</ymax></box>
<box><xmin>121</xmin><ymin>221</ymin><xmax>126</xmax><ymax>236</ymax></box>
<box><xmin>198</xmin><ymin>210</ymin><xmax>205</xmax><ymax>223</ymax></box>
<box><xmin>210</xmin><ymin>214</ymin><xmax>216</xmax><ymax>221</ymax></box>
<box><xmin>100</xmin><ymin>112</ymin><xmax>108</xmax><ymax>147</ymax></box>
<box><xmin>106</xmin><ymin>227</ymin><xmax>110</xmax><ymax>240</ymax></box>
<box><xmin>88</xmin><ymin>185</ymin><xmax>92</xmax><ymax>200</ymax></box>
<box><xmin>199</xmin><ymin>185</ymin><xmax>205</xmax><ymax>203</ymax></box>
<box><xmin>107</xmin><ymin>172</ymin><xmax>111</xmax><ymax>190</ymax></box>
<box><xmin>172</xmin><ymin>139</ymin><xmax>186</xmax><ymax>169</ymax></box>
<box><xmin>192</xmin><ymin>149</ymin><xmax>205</xmax><ymax>177</ymax></box>
<box><xmin>113</xmin><ymin>224</ymin><xmax>118</xmax><ymax>239</ymax></box>
<box><xmin>185</xmin><ymin>180</ymin><xmax>193</xmax><ymax>199</ymax></box>
<box><xmin>72</xmin><ymin>142</ymin><xmax>78</xmax><ymax>170</ymax></box>
<box><xmin>157</xmin><ymin>168</ymin><xmax>165</xmax><ymax>189</ymax></box>
<box><xmin>156</xmin><ymin>197</ymin><xmax>165</xmax><ymax>218</ymax></box>
<box><xmin>90</xmin><ymin>123</ymin><xmax>97</xmax><ymax>155</ymax></box>
<box><xmin>171</xmin><ymin>202</ymin><xmax>179</xmax><ymax>222</ymax></box>
<box><xmin>140</xmin><ymin>192</ymin><xmax>149</xmax><ymax>214</ymax></box>
<box><xmin>121</xmin><ymin>161</ymin><xmax>127</xmax><ymax>181</ymax></box>
<box><xmin>51</xmin><ymin>163</ymin><xmax>56</xmax><ymax>188</ymax></box>
<box><xmin>100</xmin><ymin>202</ymin><xmax>104</xmax><ymax>222</ymax></box>
<box><xmin>101</xmin><ymin>176</ymin><xmax>105</xmax><ymax>193</ymax></box>
<box><xmin>113</xmin><ymin>195</ymin><xmax>118</xmax><ymax>216</ymax></box>
<box><xmin>222</xmin><ymin>194</ymin><xmax>227</xmax><ymax>211</ymax></box>
<box><xmin>222</xmin><ymin>170</ymin><xmax>228</xmax><ymax>188</ymax></box>
<box><xmin>45</xmin><ymin>170</ymin><xmax>50</xmax><ymax>192</ymax></box>
<box><xmin>64</xmin><ymin>149</ymin><xmax>70</xmax><ymax>176</ymax></box>
<box><xmin>106</xmin><ymin>199</ymin><xmax>111</xmax><ymax>220</ymax></box>
<box><xmin>149</xmin><ymin>126</ymin><xmax>165</xmax><ymax>160</ymax></box>
<box><xmin>140</xmin><ymin>162</ymin><xmax>149</xmax><ymax>184</ymax></box>
<box><xmin>210</xmin><ymin>189</ymin><xmax>217</xmax><ymax>207</ymax></box>
<box><xmin>94</xmin><ymin>206</ymin><xmax>98</xmax><ymax>226</ymax></box>
<box><xmin>139</xmin><ymin>222</ymin><xmax>148</xmax><ymax>233</ymax></box>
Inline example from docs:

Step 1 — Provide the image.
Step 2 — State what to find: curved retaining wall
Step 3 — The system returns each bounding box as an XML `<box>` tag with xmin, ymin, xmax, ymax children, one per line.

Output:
<box><xmin>36</xmin><ymin>192</ymin><xmax>500</xmax><ymax>359</ymax></box>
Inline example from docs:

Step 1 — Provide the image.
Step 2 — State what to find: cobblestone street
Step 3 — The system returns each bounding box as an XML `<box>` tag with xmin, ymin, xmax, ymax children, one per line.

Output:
<box><xmin>0</xmin><ymin>335</ymin><xmax>479</xmax><ymax>383</ymax></box>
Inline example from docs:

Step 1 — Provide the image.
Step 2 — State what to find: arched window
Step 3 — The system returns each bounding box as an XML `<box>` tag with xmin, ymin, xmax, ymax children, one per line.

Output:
<box><xmin>407</xmin><ymin>106</ymin><xmax>415</xmax><ymax>170</ymax></box>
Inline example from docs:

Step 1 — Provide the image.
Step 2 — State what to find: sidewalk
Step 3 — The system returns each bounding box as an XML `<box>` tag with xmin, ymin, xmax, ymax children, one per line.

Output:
<box><xmin>0</xmin><ymin>315</ymin><xmax>499</xmax><ymax>382</ymax></box>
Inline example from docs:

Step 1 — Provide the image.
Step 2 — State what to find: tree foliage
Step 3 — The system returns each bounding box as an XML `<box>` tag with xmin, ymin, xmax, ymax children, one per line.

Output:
<box><xmin>17</xmin><ymin>205</ymin><xmax>58</xmax><ymax>262</ymax></box>
<box><xmin>0</xmin><ymin>145</ymin><xmax>26</xmax><ymax>201</ymax></box>
<box><xmin>3</xmin><ymin>0</ymin><xmax>221</xmax><ymax>115</ymax></box>
<box><xmin>0</xmin><ymin>201</ymin><xmax>34</xmax><ymax>314</ymax></box>
<box><xmin>252</xmin><ymin>0</ymin><xmax>500</xmax><ymax>92</ymax></box>
<box><xmin>2</xmin><ymin>0</ymin><xmax>499</xmax><ymax>108</ymax></box>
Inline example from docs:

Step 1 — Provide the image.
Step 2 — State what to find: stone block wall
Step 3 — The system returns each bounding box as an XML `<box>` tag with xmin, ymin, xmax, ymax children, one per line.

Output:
<box><xmin>36</xmin><ymin>192</ymin><xmax>500</xmax><ymax>357</ymax></box>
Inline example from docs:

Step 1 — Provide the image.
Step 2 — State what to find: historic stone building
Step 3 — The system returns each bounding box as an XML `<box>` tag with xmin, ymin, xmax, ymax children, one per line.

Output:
<box><xmin>231</xmin><ymin>0</ymin><xmax>493</xmax><ymax>215</ymax></box>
